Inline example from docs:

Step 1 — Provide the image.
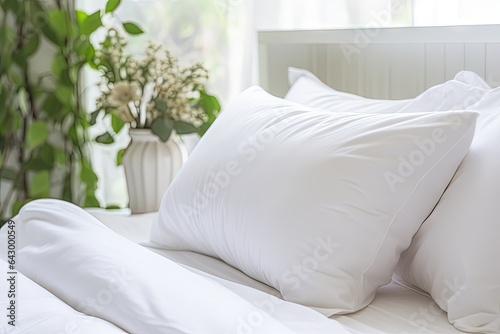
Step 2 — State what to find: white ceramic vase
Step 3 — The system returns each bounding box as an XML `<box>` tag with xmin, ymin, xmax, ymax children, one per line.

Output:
<box><xmin>122</xmin><ymin>129</ymin><xmax>188</xmax><ymax>214</ymax></box>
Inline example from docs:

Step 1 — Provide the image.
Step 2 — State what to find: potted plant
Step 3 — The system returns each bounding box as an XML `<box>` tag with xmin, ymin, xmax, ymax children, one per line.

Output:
<box><xmin>92</xmin><ymin>30</ymin><xmax>220</xmax><ymax>213</ymax></box>
<box><xmin>0</xmin><ymin>0</ymin><xmax>141</xmax><ymax>223</ymax></box>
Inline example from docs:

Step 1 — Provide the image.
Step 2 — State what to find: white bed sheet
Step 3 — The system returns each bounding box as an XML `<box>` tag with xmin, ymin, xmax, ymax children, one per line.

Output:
<box><xmin>88</xmin><ymin>210</ymin><xmax>463</xmax><ymax>334</ymax></box>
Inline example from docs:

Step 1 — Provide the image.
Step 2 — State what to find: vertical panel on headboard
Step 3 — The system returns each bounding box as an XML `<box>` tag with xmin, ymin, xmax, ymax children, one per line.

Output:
<box><xmin>387</xmin><ymin>44</ymin><xmax>426</xmax><ymax>99</ymax></box>
<box><xmin>464</xmin><ymin>44</ymin><xmax>486</xmax><ymax>78</ymax></box>
<box><xmin>325</xmin><ymin>44</ymin><xmax>427</xmax><ymax>99</ymax></box>
<box><xmin>486</xmin><ymin>43</ymin><xmax>500</xmax><ymax>86</ymax></box>
<box><xmin>445</xmin><ymin>44</ymin><xmax>465</xmax><ymax>80</ymax></box>
<box><xmin>340</xmin><ymin>48</ymin><xmax>361</xmax><ymax>96</ymax></box>
<box><xmin>361</xmin><ymin>45</ymin><xmax>388</xmax><ymax>98</ymax></box>
<box><xmin>259</xmin><ymin>43</ymin><xmax>314</xmax><ymax>97</ymax></box>
<box><xmin>425</xmin><ymin>44</ymin><xmax>446</xmax><ymax>87</ymax></box>
<box><xmin>310</xmin><ymin>45</ymin><xmax>328</xmax><ymax>84</ymax></box>
<box><xmin>325</xmin><ymin>45</ymin><xmax>343</xmax><ymax>94</ymax></box>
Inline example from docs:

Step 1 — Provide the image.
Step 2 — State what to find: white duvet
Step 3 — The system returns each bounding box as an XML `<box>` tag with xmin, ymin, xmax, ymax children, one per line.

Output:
<box><xmin>0</xmin><ymin>199</ymin><xmax>353</xmax><ymax>333</ymax></box>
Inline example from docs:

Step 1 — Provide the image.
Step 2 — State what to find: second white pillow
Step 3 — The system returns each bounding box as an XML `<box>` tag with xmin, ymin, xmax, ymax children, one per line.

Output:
<box><xmin>285</xmin><ymin>67</ymin><xmax>486</xmax><ymax>114</ymax></box>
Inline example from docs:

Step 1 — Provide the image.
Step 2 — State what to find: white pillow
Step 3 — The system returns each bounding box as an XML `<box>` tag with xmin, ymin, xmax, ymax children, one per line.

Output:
<box><xmin>288</xmin><ymin>67</ymin><xmax>324</xmax><ymax>87</ymax></box>
<box><xmin>454</xmin><ymin>70</ymin><xmax>492</xmax><ymax>90</ymax></box>
<box><xmin>287</xmin><ymin>67</ymin><xmax>364</xmax><ymax>100</ymax></box>
<box><xmin>396</xmin><ymin>87</ymin><xmax>500</xmax><ymax>333</ymax></box>
<box><xmin>285</xmin><ymin>68</ymin><xmax>410</xmax><ymax>112</ymax></box>
<box><xmin>151</xmin><ymin>86</ymin><xmax>478</xmax><ymax>315</ymax></box>
<box><xmin>285</xmin><ymin>67</ymin><xmax>486</xmax><ymax>113</ymax></box>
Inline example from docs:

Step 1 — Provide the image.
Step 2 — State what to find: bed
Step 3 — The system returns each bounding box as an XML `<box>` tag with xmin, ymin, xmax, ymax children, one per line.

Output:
<box><xmin>1</xmin><ymin>24</ymin><xmax>500</xmax><ymax>334</ymax></box>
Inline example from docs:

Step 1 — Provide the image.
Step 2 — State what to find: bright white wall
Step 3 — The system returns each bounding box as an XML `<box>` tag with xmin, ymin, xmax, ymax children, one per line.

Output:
<box><xmin>254</xmin><ymin>0</ymin><xmax>410</xmax><ymax>30</ymax></box>
<box><xmin>413</xmin><ymin>0</ymin><xmax>500</xmax><ymax>26</ymax></box>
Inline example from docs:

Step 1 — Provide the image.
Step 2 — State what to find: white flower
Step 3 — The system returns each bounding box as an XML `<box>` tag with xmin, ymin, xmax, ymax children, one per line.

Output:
<box><xmin>107</xmin><ymin>81</ymin><xmax>140</xmax><ymax>108</ymax></box>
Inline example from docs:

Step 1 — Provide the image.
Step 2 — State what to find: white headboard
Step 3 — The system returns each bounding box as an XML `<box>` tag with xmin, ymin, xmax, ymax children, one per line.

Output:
<box><xmin>258</xmin><ymin>24</ymin><xmax>500</xmax><ymax>99</ymax></box>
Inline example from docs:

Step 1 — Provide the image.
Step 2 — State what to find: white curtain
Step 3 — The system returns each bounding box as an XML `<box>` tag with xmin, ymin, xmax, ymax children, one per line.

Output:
<box><xmin>77</xmin><ymin>0</ymin><xmax>500</xmax><ymax>208</ymax></box>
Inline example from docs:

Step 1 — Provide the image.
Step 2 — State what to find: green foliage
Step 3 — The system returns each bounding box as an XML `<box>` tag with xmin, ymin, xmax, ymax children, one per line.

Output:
<box><xmin>0</xmin><ymin>0</ymin><xmax>142</xmax><ymax>224</ymax></box>
<box><xmin>111</xmin><ymin>113</ymin><xmax>125</xmax><ymax>133</ymax></box>
<box><xmin>122</xmin><ymin>22</ymin><xmax>143</xmax><ymax>35</ymax></box>
<box><xmin>197</xmin><ymin>91</ymin><xmax>221</xmax><ymax>136</ymax></box>
<box><xmin>81</xmin><ymin>10</ymin><xmax>102</xmax><ymax>35</ymax></box>
<box><xmin>26</xmin><ymin>121</ymin><xmax>48</xmax><ymax>149</ymax></box>
<box><xmin>95</xmin><ymin>132</ymin><xmax>115</xmax><ymax>144</ymax></box>
<box><xmin>116</xmin><ymin>148</ymin><xmax>125</xmax><ymax>166</ymax></box>
<box><xmin>106</xmin><ymin>0</ymin><xmax>121</xmax><ymax>13</ymax></box>
<box><xmin>173</xmin><ymin>121</ymin><xmax>199</xmax><ymax>135</ymax></box>
<box><xmin>151</xmin><ymin>117</ymin><xmax>174</xmax><ymax>142</ymax></box>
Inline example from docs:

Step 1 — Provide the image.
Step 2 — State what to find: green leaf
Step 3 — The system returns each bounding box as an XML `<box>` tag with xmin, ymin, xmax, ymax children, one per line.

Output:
<box><xmin>23</xmin><ymin>34</ymin><xmax>39</xmax><ymax>57</ymax></box>
<box><xmin>0</xmin><ymin>168</ymin><xmax>17</xmax><ymax>181</ymax></box>
<box><xmin>84</xmin><ymin>193</ymin><xmax>100</xmax><ymax>207</ymax></box>
<box><xmin>17</xmin><ymin>87</ymin><xmax>28</xmax><ymax>116</ymax></box>
<box><xmin>30</xmin><ymin>170</ymin><xmax>50</xmax><ymax>198</ymax></box>
<box><xmin>89</xmin><ymin>110</ymin><xmax>100</xmax><ymax>125</ymax></box>
<box><xmin>81</xmin><ymin>10</ymin><xmax>102</xmax><ymax>35</ymax></box>
<box><xmin>155</xmin><ymin>99</ymin><xmax>167</xmax><ymax>112</ymax></box>
<box><xmin>25</xmin><ymin>144</ymin><xmax>55</xmax><ymax>170</ymax></box>
<box><xmin>95</xmin><ymin>132</ymin><xmax>114</xmax><ymax>144</ymax></box>
<box><xmin>37</xmin><ymin>9</ymin><xmax>62</xmax><ymax>47</ymax></box>
<box><xmin>68</xmin><ymin>67</ymin><xmax>78</xmax><ymax>85</ymax></box>
<box><xmin>105</xmin><ymin>0</ymin><xmax>121</xmax><ymax>13</ymax></box>
<box><xmin>80</xmin><ymin>163</ymin><xmax>98</xmax><ymax>184</ymax></box>
<box><xmin>116</xmin><ymin>148</ymin><xmax>125</xmax><ymax>166</ymax></box>
<box><xmin>76</xmin><ymin>10</ymin><xmax>88</xmax><ymax>29</ymax></box>
<box><xmin>0</xmin><ymin>155</ymin><xmax>3</xmax><ymax>169</ymax></box>
<box><xmin>111</xmin><ymin>113</ymin><xmax>125</xmax><ymax>133</ymax></box>
<box><xmin>51</xmin><ymin>53</ymin><xmax>67</xmax><ymax>80</ymax></box>
<box><xmin>8</xmin><ymin>69</ymin><xmax>22</xmax><ymax>87</ymax></box>
<box><xmin>85</xmin><ymin>43</ymin><xmax>95</xmax><ymax>61</ymax></box>
<box><xmin>41</xmin><ymin>24</ymin><xmax>60</xmax><ymax>46</ymax></box>
<box><xmin>2</xmin><ymin>0</ymin><xmax>19</xmax><ymax>13</ymax></box>
<box><xmin>174</xmin><ymin>120</ymin><xmax>198</xmax><ymax>135</ymax></box>
<box><xmin>26</xmin><ymin>121</ymin><xmax>49</xmax><ymax>149</ymax></box>
<box><xmin>151</xmin><ymin>117</ymin><xmax>174</xmax><ymax>142</ymax></box>
<box><xmin>13</xmin><ymin>1</ymin><xmax>26</xmax><ymax>22</ymax></box>
<box><xmin>87</xmin><ymin>59</ymin><xmax>99</xmax><ymax>70</ymax></box>
<box><xmin>48</xmin><ymin>10</ymin><xmax>68</xmax><ymax>43</ymax></box>
<box><xmin>12</xmin><ymin>50</ymin><xmax>27</xmax><ymax>68</ymax></box>
<box><xmin>199</xmin><ymin>91</ymin><xmax>221</xmax><ymax>114</ymax></box>
<box><xmin>197</xmin><ymin>91</ymin><xmax>221</xmax><ymax>136</ymax></box>
<box><xmin>68</xmin><ymin>126</ymin><xmax>78</xmax><ymax>145</ymax></box>
<box><xmin>54</xmin><ymin>85</ymin><xmax>73</xmax><ymax>108</ymax></box>
<box><xmin>42</xmin><ymin>94</ymin><xmax>63</xmax><ymax>120</ymax></box>
<box><xmin>122</xmin><ymin>22</ymin><xmax>143</xmax><ymax>35</ymax></box>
